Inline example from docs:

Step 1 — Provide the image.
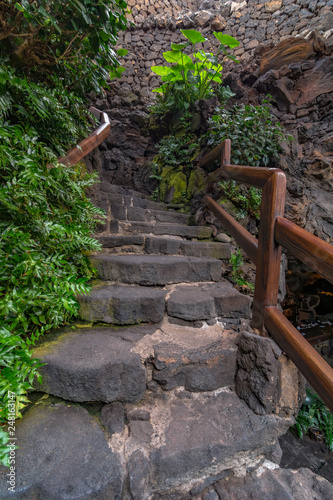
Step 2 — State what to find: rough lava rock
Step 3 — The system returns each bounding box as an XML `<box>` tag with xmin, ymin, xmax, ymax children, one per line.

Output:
<box><xmin>0</xmin><ymin>403</ymin><xmax>122</xmax><ymax>500</ymax></box>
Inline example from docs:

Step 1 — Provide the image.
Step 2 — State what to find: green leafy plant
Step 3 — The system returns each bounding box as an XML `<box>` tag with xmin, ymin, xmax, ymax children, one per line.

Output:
<box><xmin>293</xmin><ymin>389</ymin><xmax>333</xmax><ymax>451</ymax></box>
<box><xmin>219</xmin><ymin>180</ymin><xmax>262</xmax><ymax>221</ymax></box>
<box><xmin>0</xmin><ymin>123</ymin><xmax>105</xmax><ymax>466</ymax></box>
<box><xmin>156</xmin><ymin>135</ymin><xmax>199</xmax><ymax>168</ymax></box>
<box><xmin>205</xmin><ymin>97</ymin><xmax>291</xmax><ymax>166</ymax></box>
<box><xmin>0</xmin><ymin>2</ymin><xmax>128</xmax><ymax>466</ymax></box>
<box><xmin>230</xmin><ymin>249</ymin><xmax>254</xmax><ymax>291</ymax></box>
<box><xmin>150</xmin><ymin>29</ymin><xmax>239</xmax><ymax>116</ymax></box>
<box><xmin>0</xmin><ymin>60</ymin><xmax>92</xmax><ymax>155</ymax></box>
<box><xmin>0</xmin><ymin>0</ymin><xmax>128</xmax><ymax>93</ymax></box>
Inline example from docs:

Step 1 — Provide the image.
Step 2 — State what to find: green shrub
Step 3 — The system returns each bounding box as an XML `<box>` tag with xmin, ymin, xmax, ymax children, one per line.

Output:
<box><xmin>0</xmin><ymin>59</ymin><xmax>92</xmax><ymax>155</ymax></box>
<box><xmin>229</xmin><ymin>249</ymin><xmax>254</xmax><ymax>291</ymax></box>
<box><xmin>0</xmin><ymin>1</ymin><xmax>129</xmax><ymax>465</ymax></box>
<box><xmin>204</xmin><ymin>97</ymin><xmax>290</xmax><ymax>167</ymax></box>
<box><xmin>0</xmin><ymin>123</ymin><xmax>105</xmax><ymax>466</ymax></box>
<box><xmin>0</xmin><ymin>0</ymin><xmax>128</xmax><ymax>93</ymax></box>
<box><xmin>293</xmin><ymin>389</ymin><xmax>333</xmax><ymax>451</ymax></box>
<box><xmin>219</xmin><ymin>180</ymin><xmax>262</xmax><ymax>221</ymax></box>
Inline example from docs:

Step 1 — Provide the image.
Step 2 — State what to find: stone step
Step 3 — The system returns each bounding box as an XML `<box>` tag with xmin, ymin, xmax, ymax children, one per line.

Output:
<box><xmin>0</xmin><ymin>388</ymin><xmax>297</xmax><ymax>500</ymax></box>
<box><xmin>144</xmin><ymin>236</ymin><xmax>231</xmax><ymax>259</ymax></box>
<box><xmin>78</xmin><ymin>280</ymin><xmax>251</xmax><ymax>325</ymax></box>
<box><xmin>78</xmin><ymin>284</ymin><xmax>167</xmax><ymax>325</ymax></box>
<box><xmin>90</xmin><ymin>254</ymin><xmax>222</xmax><ymax>285</ymax></box>
<box><xmin>97</xmin><ymin>235</ymin><xmax>231</xmax><ymax>260</ymax></box>
<box><xmin>166</xmin><ymin>282</ymin><xmax>252</xmax><ymax>322</ymax></box>
<box><xmin>110</xmin><ymin>220</ymin><xmax>213</xmax><ymax>239</ymax></box>
<box><xmin>32</xmin><ymin>322</ymin><xmax>240</xmax><ymax>402</ymax></box>
<box><xmin>109</xmin><ymin>202</ymin><xmax>194</xmax><ymax>225</ymax></box>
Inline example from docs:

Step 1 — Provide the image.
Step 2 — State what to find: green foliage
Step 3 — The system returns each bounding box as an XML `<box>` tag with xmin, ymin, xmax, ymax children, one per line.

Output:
<box><xmin>156</xmin><ymin>135</ymin><xmax>199</xmax><ymax>168</ymax></box>
<box><xmin>150</xmin><ymin>29</ymin><xmax>239</xmax><ymax>117</ymax></box>
<box><xmin>205</xmin><ymin>97</ymin><xmax>291</xmax><ymax>166</ymax></box>
<box><xmin>0</xmin><ymin>0</ymin><xmax>128</xmax><ymax>94</ymax></box>
<box><xmin>0</xmin><ymin>124</ymin><xmax>105</xmax><ymax>466</ymax></box>
<box><xmin>293</xmin><ymin>389</ymin><xmax>333</xmax><ymax>451</ymax></box>
<box><xmin>0</xmin><ymin>2</ymin><xmax>127</xmax><ymax>464</ymax></box>
<box><xmin>229</xmin><ymin>249</ymin><xmax>254</xmax><ymax>291</ymax></box>
<box><xmin>219</xmin><ymin>180</ymin><xmax>262</xmax><ymax>221</ymax></box>
<box><xmin>0</xmin><ymin>59</ymin><xmax>92</xmax><ymax>155</ymax></box>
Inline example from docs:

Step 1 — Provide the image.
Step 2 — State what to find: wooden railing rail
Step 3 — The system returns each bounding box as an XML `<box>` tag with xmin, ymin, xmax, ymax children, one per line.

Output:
<box><xmin>202</xmin><ymin>139</ymin><xmax>333</xmax><ymax>411</ymax></box>
<box><xmin>51</xmin><ymin>106</ymin><xmax>110</xmax><ymax>168</ymax></box>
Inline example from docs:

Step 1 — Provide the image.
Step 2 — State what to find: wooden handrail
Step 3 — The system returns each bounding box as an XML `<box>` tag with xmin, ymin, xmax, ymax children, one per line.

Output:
<box><xmin>202</xmin><ymin>139</ymin><xmax>333</xmax><ymax>411</ymax></box>
<box><xmin>275</xmin><ymin>217</ymin><xmax>333</xmax><ymax>285</ymax></box>
<box><xmin>204</xmin><ymin>196</ymin><xmax>258</xmax><ymax>265</ymax></box>
<box><xmin>265</xmin><ymin>306</ymin><xmax>333</xmax><ymax>411</ymax></box>
<box><xmin>50</xmin><ymin>106</ymin><xmax>110</xmax><ymax>169</ymax></box>
<box><xmin>207</xmin><ymin>164</ymin><xmax>282</xmax><ymax>189</ymax></box>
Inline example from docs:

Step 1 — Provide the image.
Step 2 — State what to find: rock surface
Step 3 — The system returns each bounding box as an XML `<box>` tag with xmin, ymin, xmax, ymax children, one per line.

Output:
<box><xmin>78</xmin><ymin>283</ymin><xmax>167</xmax><ymax>324</ymax></box>
<box><xmin>90</xmin><ymin>254</ymin><xmax>222</xmax><ymax>285</ymax></box>
<box><xmin>212</xmin><ymin>464</ymin><xmax>333</xmax><ymax>500</ymax></box>
<box><xmin>0</xmin><ymin>403</ymin><xmax>122</xmax><ymax>500</ymax></box>
<box><xmin>167</xmin><ymin>282</ymin><xmax>252</xmax><ymax>321</ymax></box>
<box><xmin>33</xmin><ymin>325</ymin><xmax>153</xmax><ymax>402</ymax></box>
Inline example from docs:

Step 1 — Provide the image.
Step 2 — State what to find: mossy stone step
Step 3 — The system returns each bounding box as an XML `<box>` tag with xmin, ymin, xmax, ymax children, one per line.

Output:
<box><xmin>32</xmin><ymin>324</ymin><xmax>156</xmax><ymax>403</ymax></box>
<box><xmin>90</xmin><ymin>254</ymin><xmax>222</xmax><ymax>285</ymax></box>
<box><xmin>32</xmin><ymin>322</ymin><xmax>240</xmax><ymax>403</ymax></box>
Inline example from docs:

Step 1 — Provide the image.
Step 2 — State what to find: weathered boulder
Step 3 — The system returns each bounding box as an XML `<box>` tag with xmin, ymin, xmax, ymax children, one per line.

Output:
<box><xmin>213</xmin><ymin>465</ymin><xmax>333</xmax><ymax>500</ymax></box>
<box><xmin>0</xmin><ymin>403</ymin><xmax>122</xmax><ymax>500</ymax></box>
<box><xmin>236</xmin><ymin>332</ymin><xmax>304</xmax><ymax>416</ymax></box>
<box><xmin>152</xmin><ymin>326</ymin><xmax>239</xmax><ymax>391</ymax></box>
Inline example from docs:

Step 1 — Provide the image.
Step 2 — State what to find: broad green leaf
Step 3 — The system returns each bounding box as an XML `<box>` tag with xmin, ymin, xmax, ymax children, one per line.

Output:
<box><xmin>181</xmin><ymin>29</ymin><xmax>206</xmax><ymax>44</ymax></box>
<box><xmin>117</xmin><ymin>48</ymin><xmax>128</xmax><ymax>57</ymax></box>
<box><xmin>151</xmin><ymin>66</ymin><xmax>173</xmax><ymax>76</ymax></box>
<box><xmin>213</xmin><ymin>32</ymin><xmax>240</xmax><ymax>49</ymax></box>
<box><xmin>170</xmin><ymin>43</ymin><xmax>189</xmax><ymax>50</ymax></box>
<box><xmin>163</xmin><ymin>50</ymin><xmax>182</xmax><ymax>64</ymax></box>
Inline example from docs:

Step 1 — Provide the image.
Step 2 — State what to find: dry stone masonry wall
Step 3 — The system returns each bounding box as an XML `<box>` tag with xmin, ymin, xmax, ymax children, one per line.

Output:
<box><xmin>118</xmin><ymin>0</ymin><xmax>333</xmax><ymax>102</ymax></box>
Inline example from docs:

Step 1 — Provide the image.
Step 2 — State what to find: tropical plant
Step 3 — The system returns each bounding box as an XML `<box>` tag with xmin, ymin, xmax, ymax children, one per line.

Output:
<box><xmin>150</xmin><ymin>29</ymin><xmax>239</xmax><ymax>116</ymax></box>
<box><xmin>0</xmin><ymin>0</ymin><xmax>128</xmax><ymax>93</ymax></box>
<box><xmin>293</xmin><ymin>389</ymin><xmax>333</xmax><ymax>451</ymax></box>
<box><xmin>205</xmin><ymin>96</ymin><xmax>290</xmax><ymax>167</ymax></box>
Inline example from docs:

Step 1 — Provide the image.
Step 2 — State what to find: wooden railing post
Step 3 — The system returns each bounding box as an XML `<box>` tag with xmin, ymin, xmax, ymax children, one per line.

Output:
<box><xmin>251</xmin><ymin>171</ymin><xmax>286</xmax><ymax>332</ymax></box>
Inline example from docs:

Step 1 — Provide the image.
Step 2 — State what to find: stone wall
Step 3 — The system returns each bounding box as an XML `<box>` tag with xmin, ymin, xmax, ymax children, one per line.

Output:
<box><xmin>118</xmin><ymin>0</ymin><xmax>333</xmax><ymax>103</ymax></box>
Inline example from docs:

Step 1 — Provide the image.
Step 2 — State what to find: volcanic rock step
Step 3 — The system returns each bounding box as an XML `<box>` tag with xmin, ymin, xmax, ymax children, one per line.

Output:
<box><xmin>0</xmin><ymin>389</ymin><xmax>300</xmax><ymax>500</ymax></box>
<box><xmin>109</xmin><ymin>220</ymin><xmax>213</xmax><ymax>239</ymax></box>
<box><xmin>78</xmin><ymin>281</ymin><xmax>252</xmax><ymax>325</ymax></box>
<box><xmin>90</xmin><ymin>254</ymin><xmax>222</xmax><ymax>285</ymax></box>
<box><xmin>31</xmin><ymin>322</ymin><xmax>241</xmax><ymax>402</ymax></box>
<box><xmin>111</xmin><ymin>202</ymin><xmax>195</xmax><ymax>225</ymax></box>
<box><xmin>98</xmin><ymin>235</ymin><xmax>231</xmax><ymax>259</ymax></box>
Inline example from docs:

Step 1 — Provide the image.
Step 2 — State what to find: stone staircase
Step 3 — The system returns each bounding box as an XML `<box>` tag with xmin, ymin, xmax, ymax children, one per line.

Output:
<box><xmin>1</xmin><ymin>185</ymin><xmax>332</xmax><ymax>500</ymax></box>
